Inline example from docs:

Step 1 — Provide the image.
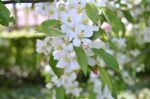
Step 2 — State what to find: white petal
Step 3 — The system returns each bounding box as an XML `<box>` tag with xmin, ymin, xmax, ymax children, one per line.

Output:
<box><xmin>68</xmin><ymin>31</ymin><xmax>76</xmax><ymax>41</ymax></box>
<box><xmin>89</xmin><ymin>39</ymin><xmax>105</xmax><ymax>49</ymax></box>
<box><xmin>52</xmin><ymin>50</ymin><xmax>64</xmax><ymax>60</ymax></box>
<box><xmin>61</xmin><ymin>24</ymin><xmax>70</xmax><ymax>33</ymax></box>
<box><xmin>68</xmin><ymin>52</ymin><xmax>76</xmax><ymax>59</ymax></box>
<box><xmin>69</xmin><ymin>72</ymin><xmax>77</xmax><ymax>81</ymax></box>
<box><xmin>72</xmin><ymin>88</ymin><xmax>81</xmax><ymax>97</ymax></box>
<box><xmin>75</xmin><ymin>24</ymin><xmax>85</xmax><ymax>34</ymax></box>
<box><xmin>56</xmin><ymin>58</ymin><xmax>68</xmax><ymax>68</ymax></box>
<box><xmin>70</xmin><ymin>9</ymin><xmax>82</xmax><ymax>24</ymax></box>
<box><xmin>81</xmin><ymin>38</ymin><xmax>92</xmax><ymax>45</ymax></box>
<box><xmin>51</xmin><ymin>76</ymin><xmax>62</xmax><ymax>87</ymax></box>
<box><xmin>84</xmin><ymin>27</ymin><xmax>93</xmax><ymax>37</ymax></box>
<box><xmin>36</xmin><ymin>39</ymin><xmax>46</xmax><ymax>47</ymax></box>
<box><xmin>66</xmin><ymin>43</ymin><xmax>73</xmax><ymax>51</ymax></box>
<box><xmin>70</xmin><ymin>60</ymin><xmax>80</xmax><ymax>70</ymax></box>
<box><xmin>84</xmin><ymin>25</ymin><xmax>99</xmax><ymax>37</ymax></box>
<box><xmin>88</xmin><ymin>57</ymin><xmax>96</xmax><ymax>66</ymax></box>
<box><xmin>73</xmin><ymin>38</ymin><xmax>81</xmax><ymax>47</ymax></box>
<box><xmin>85</xmin><ymin>48</ymin><xmax>94</xmax><ymax>56</ymax></box>
<box><xmin>36</xmin><ymin>39</ymin><xmax>47</xmax><ymax>53</ymax></box>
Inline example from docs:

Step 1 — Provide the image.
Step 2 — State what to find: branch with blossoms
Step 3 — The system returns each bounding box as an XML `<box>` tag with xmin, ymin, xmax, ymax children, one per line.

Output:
<box><xmin>34</xmin><ymin>0</ymin><xmax>125</xmax><ymax>99</ymax></box>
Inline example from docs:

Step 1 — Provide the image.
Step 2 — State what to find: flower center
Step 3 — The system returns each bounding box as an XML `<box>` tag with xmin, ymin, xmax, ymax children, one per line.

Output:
<box><xmin>58</xmin><ymin>5</ymin><xmax>65</xmax><ymax>11</ymax></box>
<box><xmin>78</xmin><ymin>31</ymin><xmax>84</xmax><ymax>38</ymax></box>
<box><xmin>49</xmin><ymin>10</ymin><xmax>54</xmax><ymax>15</ymax></box>
<box><xmin>83</xmin><ymin>19</ymin><xmax>89</xmax><ymax>25</ymax></box>
<box><xmin>67</xmin><ymin>17</ymin><xmax>71</xmax><ymax>22</ymax></box>
<box><xmin>71</xmin><ymin>26</ymin><xmax>75</xmax><ymax>32</ymax></box>
<box><xmin>56</xmin><ymin>45</ymin><xmax>63</xmax><ymax>50</ymax></box>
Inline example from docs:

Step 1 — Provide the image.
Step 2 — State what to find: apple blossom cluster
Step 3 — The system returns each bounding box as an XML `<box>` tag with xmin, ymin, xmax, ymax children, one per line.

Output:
<box><xmin>35</xmin><ymin>0</ymin><xmax>115</xmax><ymax>98</ymax></box>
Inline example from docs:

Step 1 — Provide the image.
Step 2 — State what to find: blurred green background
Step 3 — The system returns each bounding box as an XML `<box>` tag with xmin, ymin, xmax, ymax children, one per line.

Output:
<box><xmin>0</xmin><ymin>29</ymin><xmax>52</xmax><ymax>99</ymax></box>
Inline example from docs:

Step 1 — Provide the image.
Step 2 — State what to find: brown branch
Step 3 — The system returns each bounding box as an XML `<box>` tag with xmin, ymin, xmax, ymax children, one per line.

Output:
<box><xmin>1</xmin><ymin>0</ymin><xmax>53</xmax><ymax>4</ymax></box>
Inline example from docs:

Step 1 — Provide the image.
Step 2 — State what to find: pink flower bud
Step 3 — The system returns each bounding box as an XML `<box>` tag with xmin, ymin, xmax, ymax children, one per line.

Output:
<box><xmin>100</xmin><ymin>22</ymin><xmax>112</xmax><ymax>32</ymax></box>
<box><xmin>81</xmin><ymin>43</ymin><xmax>89</xmax><ymax>49</ymax></box>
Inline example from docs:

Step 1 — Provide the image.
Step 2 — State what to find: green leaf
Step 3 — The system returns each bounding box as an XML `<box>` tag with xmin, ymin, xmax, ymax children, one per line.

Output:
<box><xmin>91</xmin><ymin>31</ymin><xmax>100</xmax><ymax>40</ymax></box>
<box><xmin>99</xmin><ymin>67</ymin><xmax>118</xmax><ymax>99</ymax></box>
<box><xmin>85</xmin><ymin>3</ymin><xmax>99</xmax><ymax>24</ymax></box>
<box><xmin>74</xmin><ymin>46</ymin><xmax>88</xmax><ymax>76</ymax></box>
<box><xmin>88</xmin><ymin>92</ymin><xmax>96</xmax><ymax>99</ymax></box>
<box><xmin>0</xmin><ymin>3</ymin><xmax>14</xmax><ymax>26</ymax></box>
<box><xmin>49</xmin><ymin>53</ymin><xmax>62</xmax><ymax>77</ymax></box>
<box><xmin>36</xmin><ymin>19</ymin><xmax>64</xmax><ymax>36</ymax></box>
<box><xmin>102</xmin><ymin>7</ymin><xmax>125</xmax><ymax>34</ymax></box>
<box><xmin>123</xmin><ymin>10</ymin><xmax>135</xmax><ymax>23</ymax></box>
<box><xmin>99</xmin><ymin>29</ymin><xmax>108</xmax><ymax>41</ymax></box>
<box><xmin>56</xmin><ymin>87</ymin><xmax>65</xmax><ymax>99</ymax></box>
<box><xmin>99</xmin><ymin>67</ymin><xmax>113</xmax><ymax>92</ymax></box>
<box><xmin>40</xmin><ymin>19</ymin><xmax>61</xmax><ymax>29</ymax></box>
<box><xmin>9</xmin><ymin>16</ymin><xmax>15</xmax><ymax>23</ymax></box>
<box><xmin>92</xmin><ymin>48</ymin><xmax>119</xmax><ymax>71</ymax></box>
<box><xmin>91</xmin><ymin>29</ymin><xmax>108</xmax><ymax>41</ymax></box>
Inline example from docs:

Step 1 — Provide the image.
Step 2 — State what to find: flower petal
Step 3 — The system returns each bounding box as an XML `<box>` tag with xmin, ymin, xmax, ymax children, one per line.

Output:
<box><xmin>56</xmin><ymin>58</ymin><xmax>68</xmax><ymax>68</ymax></box>
<box><xmin>88</xmin><ymin>57</ymin><xmax>96</xmax><ymax>66</ymax></box>
<box><xmin>73</xmin><ymin>38</ymin><xmax>81</xmax><ymax>47</ymax></box>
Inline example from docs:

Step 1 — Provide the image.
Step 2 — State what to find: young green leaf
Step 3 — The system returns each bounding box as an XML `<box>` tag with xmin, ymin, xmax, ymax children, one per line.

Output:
<box><xmin>36</xmin><ymin>19</ymin><xmax>64</xmax><ymax>36</ymax></box>
<box><xmin>74</xmin><ymin>46</ymin><xmax>88</xmax><ymax>76</ymax></box>
<box><xmin>0</xmin><ymin>3</ymin><xmax>14</xmax><ymax>26</ymax></box>
<box><xmin>99</xmin><ymin>67</ymin><xmax>113</xmax><ymax>92</ymax></box>
<box><xmin>56</xmin><ymin>87</ymin><xmax>65</xmax><ymax>99</ymax></box>
<box><xmin>49</xmin><ymin>53</ymin><xmax>62</xmax><ymax>78</ymax></box>
<box><xmin>91</xmin><ymin>29</ymin><xmax>108</xmax><ymax>41</ymax></box>
<box><xmin>88</xmin><ymin>92</ymin><xmax>96</xmax><ymax>99</ymax></box>
<box><xmin>102</xmin><ymin>7</ymin><xmax>125</xmax><ymax>34</ymax></box>
<box><xmin>123</xmin><ymin>10</ymin><xmax>135</xmax><ymax>23</ymax></box>
<box><xmin>92</xmin><ymin>48</ymin><xmax>119</xmax><ymax>71</ymax></box>
<box><xmin>99</xmin><ymin>67</ymin><xmax>118</xmax><ymax>99</ymax></box>
<box><xmin>40</xmin><ymin>19</ymin><xmax>61</xmax><ymax>29</ymax></box>
<box><xmin>85</xmin><ymin>3</ymin><xmax>99</xmax><ymax>24</ymax></box>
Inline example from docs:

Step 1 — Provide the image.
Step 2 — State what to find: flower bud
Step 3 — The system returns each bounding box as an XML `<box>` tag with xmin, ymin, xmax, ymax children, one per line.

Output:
<box><xmin>101</xmin><ymin>22</ymin><xmax>112</xmax><ymax>32</ymax></box>
<box><xmin>81</xmin><ymin>43</ymin><xmax>89</xmax><ymax>49</ymax></box>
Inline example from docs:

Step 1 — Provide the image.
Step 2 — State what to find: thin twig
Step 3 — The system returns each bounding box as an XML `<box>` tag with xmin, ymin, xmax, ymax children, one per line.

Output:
<box><xmin>1</xmin><ymin>0</ymin><xmax>53</xmax><ymax>4</ymax></box>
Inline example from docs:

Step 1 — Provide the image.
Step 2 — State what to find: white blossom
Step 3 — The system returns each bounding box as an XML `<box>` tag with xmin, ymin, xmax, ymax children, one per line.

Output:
<box><xmin>89</xmin><ymin>72</ymin><xmax>114</xmax><ymax>99</ymax></box>
<box><xmin>88</xmin><ymin>0</ymin><xmax>107</xmax><ymax>7</ymax></box>
<box><xmin>35</xmin><ymin>2</ymin><xmax>59</xmax><ymax>19</ymax></box>
<box><xmin>112</xmin><ymin>38</ymin><xmax>126</xmax><ymax>49</ymax></box>
<box><xmin>36</xmin><ymin>37</ymin><xmax>52</xmax><ymax>55</ymax></box>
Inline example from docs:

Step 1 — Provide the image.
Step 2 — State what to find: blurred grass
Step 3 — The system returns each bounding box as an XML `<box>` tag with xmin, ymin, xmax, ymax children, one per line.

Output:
<box><xmin>0</xmin><ymin>30</ymin><xmax>49</xmax><ymax>99</ymax></box>
<box><xmin>0</xmin><ymin>85</ymin><xmax>52</xmax><ymax>99</ymax></box>
<box><xmin>0</xmin><ymin>30</ymin><xmax>45</xmax><ymax>72</ymax></box>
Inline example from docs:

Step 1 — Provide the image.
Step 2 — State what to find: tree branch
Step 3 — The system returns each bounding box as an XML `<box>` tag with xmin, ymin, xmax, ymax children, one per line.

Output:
<box><xmin>1</xmin><ymin>0</ymin><xmax>53</xmax><ymax>4</ymax></box>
